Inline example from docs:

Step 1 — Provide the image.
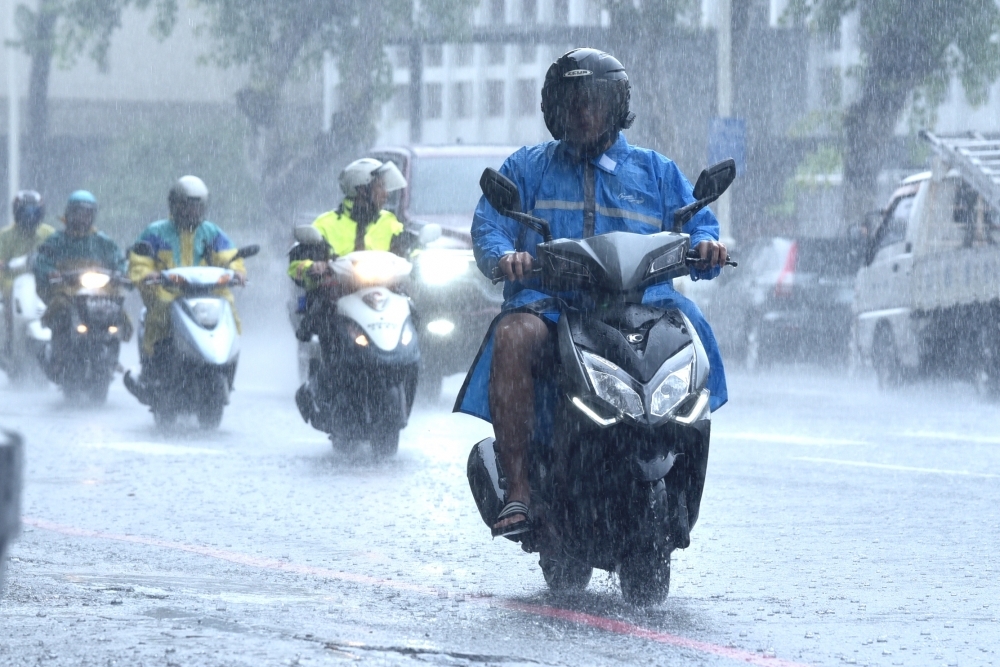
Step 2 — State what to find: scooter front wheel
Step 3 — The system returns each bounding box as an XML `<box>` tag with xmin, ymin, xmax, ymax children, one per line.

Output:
<box><xmin>371</xmin><ymin>428</ymin><xmax>400</xmax><ymax>459</ymax></box>
<box><xmin>618</xmin><ymin>550</ymin><xmax>671</xmax><ymax>606</ymax></box>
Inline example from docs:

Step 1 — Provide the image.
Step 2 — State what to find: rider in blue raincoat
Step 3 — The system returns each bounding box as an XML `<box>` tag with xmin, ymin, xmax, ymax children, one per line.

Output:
<box><xmin>455</xmin><ymin>48</ymin><xmax>730</xmax><ymax>539</ymax></box>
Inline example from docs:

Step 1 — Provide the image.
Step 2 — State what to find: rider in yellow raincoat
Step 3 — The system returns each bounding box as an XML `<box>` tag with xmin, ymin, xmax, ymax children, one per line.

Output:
<box><xmin>125</xmin><ymin>176</ymin><xmax>245</xmax><ymax>401</ymax></box>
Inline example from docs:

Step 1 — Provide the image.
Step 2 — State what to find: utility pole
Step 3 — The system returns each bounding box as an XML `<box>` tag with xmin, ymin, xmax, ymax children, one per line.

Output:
<box><xmin>715</xmin><ymin>0</ymin><xmax>732</xmax><ymax>241</ymax></box>
<box><xmin>5</xmin><ymin>0</ymin><xmax>20</xmax><ymax>209</ymax></box>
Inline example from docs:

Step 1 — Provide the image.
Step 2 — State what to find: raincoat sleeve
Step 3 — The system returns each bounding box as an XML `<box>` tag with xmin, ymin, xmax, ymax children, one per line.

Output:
<box><xmin>471</xmin><ymin>149</ymin><xmax>529</xmax><ymax>279</ymax></box>
<box><xmin>207</xmin><ymin>227</ymin><xmax>246</xmax><ymax>275</ymax></box>
<box><xmin>32</xmin><ymin>237</ymin><xmax>59</xmax><ymax>299</ymax></box>
<box><xmin>660</xmin><ymin>160</ymin><xmax>721</xmax><ymax>281</ymax></box>
<box><xmin>127</xmin><ymin>227</ymin><xmax>160</xmax><ymax>285</ymax></box>
<box><xmin>288</xmin><ymin>215</ymin><xmax>333</xmax><ymax>289</ymax></box>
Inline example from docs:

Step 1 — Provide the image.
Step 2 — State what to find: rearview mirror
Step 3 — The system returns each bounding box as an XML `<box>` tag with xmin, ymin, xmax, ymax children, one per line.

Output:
<box><xmin>692</xmin><ymin>159</ymin><xmax>736</xmax><ymax>202</ymax></box>
<box><xmin>418</xmin><ymin>223</ymin><xmax>442</xmax><ymax>246</ymax></box>
<box><xmin>294</xmin><ymin>225</ymin><xmax>326</xmax><ymax>246</ymax></box>
<box><xmin>480</xmin><ymin>168</ymin><xmax>521</xmax><ymax>215</ymax></box>
<box><xmin>235</xmin><ymin>244</ymin><xmax>260</xmax><ymax>260</ymax></box>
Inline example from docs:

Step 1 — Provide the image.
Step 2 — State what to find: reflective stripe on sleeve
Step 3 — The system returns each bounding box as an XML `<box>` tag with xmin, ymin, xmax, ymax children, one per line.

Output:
<box><xmin>532</xmin><ymin>200</ymin><xmax>662</xmax><ymax>228</ymax></box>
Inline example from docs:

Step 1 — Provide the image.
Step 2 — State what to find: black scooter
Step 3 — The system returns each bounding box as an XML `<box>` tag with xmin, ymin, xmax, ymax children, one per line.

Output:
<box><xmin>42</xmin><ymin>268</ymin><xmax>130</xmax><ymax>403</ymax></box>
<box><xmin>467</xmin><ymin>161</ymin><xmax>736</xmax><ymax>604</ymax></box>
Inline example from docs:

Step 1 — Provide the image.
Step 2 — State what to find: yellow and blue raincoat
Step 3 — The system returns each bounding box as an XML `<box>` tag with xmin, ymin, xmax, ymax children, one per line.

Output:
<box><xmin>128</xmin><ymin>219</ymin><xmax>245</xmax><ymax>356</ymax></box>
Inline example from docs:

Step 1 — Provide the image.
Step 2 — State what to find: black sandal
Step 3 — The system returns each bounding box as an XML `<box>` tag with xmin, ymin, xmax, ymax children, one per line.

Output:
<box><xmin>491</xmin><ymin>501</ymin><xmax>531</xmax><ymax>538</ymax></box>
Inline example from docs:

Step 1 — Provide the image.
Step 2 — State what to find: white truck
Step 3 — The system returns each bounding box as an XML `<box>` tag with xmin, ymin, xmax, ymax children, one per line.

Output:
<box><xmin>854</xmin><ymin>131</ymin><xmax>1000</xmax><ymax>394</ymax></box>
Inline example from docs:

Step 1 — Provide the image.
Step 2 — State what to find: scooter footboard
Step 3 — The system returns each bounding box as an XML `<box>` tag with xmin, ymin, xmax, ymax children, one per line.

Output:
<box><xmin>467</xmin><ymin>437</ymin><xmax>505</xmax><ymax>528</ymax></box>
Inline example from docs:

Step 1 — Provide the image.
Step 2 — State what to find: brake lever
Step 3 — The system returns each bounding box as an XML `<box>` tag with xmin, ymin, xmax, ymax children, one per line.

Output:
<box><xmin>685</xmin><ymin>251</ymin><xmax>738</xmax><ymax>268</ymax></box>
<box><xmin>491</xmin><ymin>267</ymin><xmax>543</xmax><ymax>284</ymax></box>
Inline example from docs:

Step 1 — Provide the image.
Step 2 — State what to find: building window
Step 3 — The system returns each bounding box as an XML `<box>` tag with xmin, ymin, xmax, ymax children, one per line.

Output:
<box><xmin>425</xmin><ymin>45</ymin><xmax>443</xmax><ymax>68</ymax></box>
<box><xmin>425</xmin><ymin>83</ymin><xmax>443</xmax><ymax>119</ymax></box>
<box><xmin>487</xmin><ymin>43</ymin><xmax>506</xmax><ymax>66</ymax></box>
<box><xmin>452</xmin><ymin>81</ymin><xmax>473</xmax><ymax>118</ymax></box>
<box><xmin>392</xmin><ymin>85</ymin><xmax>410</xmax><ymax>121</ymax></box>
<box><xmin>553</xmin><ymin>0</ymin><xmax>568</xmax><ymax>23</ymax></box>
<box><xmin>521</xmin><ymin>0</ymin><xmax>536</xmax><ymax>23</ymax></box>
<box><xmin>519</xmin><ymin>43</ymin><xmax>536</xmax><ymax>64</ymax></box>
<box><xmin>516</xmin><ymin>79</ymin><xmax>537</xmax><ymax>117</ymax></box>
<box><xmin>490</xmin><ymin>0</ymin><xmax>505</xmax><ymax>24</ymax></box>
<box><xmin>454</xmin><ymin>44</ymin><xmax>474</xmax><ymax>67</ymax></box>
<box><xmin>486</xmin><ymin>80</ymin><xmax>505</xmax><ymax>117</ymax></box>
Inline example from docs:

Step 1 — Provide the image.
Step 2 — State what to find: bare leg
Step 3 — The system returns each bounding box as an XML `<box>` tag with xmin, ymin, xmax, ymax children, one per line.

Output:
<box><xmin>489</xmin><ymin>313</ymin><xmax>551</xmax><ymax>532</ymax></box>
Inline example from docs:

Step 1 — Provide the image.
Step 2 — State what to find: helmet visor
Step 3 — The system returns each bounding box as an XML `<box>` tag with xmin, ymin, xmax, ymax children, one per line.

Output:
<box><xmin>65</xmin><ymin>205</ymin><xmax>96</xmax><ymax>231</ymax></box>
<box><xmin>559</xmin><ymin>83</ymin><xmax>615</xmax><ymax>147</ymax></box>
<box><xmin>374</xmin><ymin>161</ymin><xmax>407</xmax><ymax>193</ymax></box>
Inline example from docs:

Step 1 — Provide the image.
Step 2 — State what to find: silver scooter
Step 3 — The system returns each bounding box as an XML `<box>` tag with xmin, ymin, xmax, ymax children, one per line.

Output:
<box><xmin>125</xmin><ymin>245</ymin><xmax>258</xmax><ymax>429</ymax></box>
<box><xmin>0</xmin><ymin>255</ymin><xmax>50</xmax><ymax>384</ymax></box>
<box><xmin>291</xmin><ymin>225</ymin><xmax>439</xmax><ymax>457</ymax></box>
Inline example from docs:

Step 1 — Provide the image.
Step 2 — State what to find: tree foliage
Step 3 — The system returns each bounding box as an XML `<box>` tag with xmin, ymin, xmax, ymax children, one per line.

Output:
<box><xmin>785</xmin><ymin>0</ymin><xmax>1000</xmax><ymax>220</ymax></box>
<box><xmin>186</xmin><ymin>0</ymin><xmax>477</xmax><ymax>225</ymax></box>
<box><xmin>12</xmin><ymin>0</ymin><xmax>175</xmax><ymax>190</ymax></box>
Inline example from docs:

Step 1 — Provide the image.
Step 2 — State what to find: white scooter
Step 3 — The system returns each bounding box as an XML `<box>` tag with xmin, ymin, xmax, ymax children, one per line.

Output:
<box><xmin>124</xmin><ymin>244</ymin><xmax>259</xmax><ymax>429</ymax></box>
<box><xmin>291</xmin><ymin>225</ymin><xmax>438</xmax><ymax>457</ymax></box>
<box><xmin>0</xmin><ymin>256</ymin><xmax>50</xmax><ymax>384</ymax></box>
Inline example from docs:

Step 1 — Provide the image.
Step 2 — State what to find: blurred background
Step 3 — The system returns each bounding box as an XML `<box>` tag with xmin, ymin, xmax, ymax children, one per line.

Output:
<box><xmin>0</xmin><ymin>0</ymin><xmax>998</xmax><ymax>377</ymax></box>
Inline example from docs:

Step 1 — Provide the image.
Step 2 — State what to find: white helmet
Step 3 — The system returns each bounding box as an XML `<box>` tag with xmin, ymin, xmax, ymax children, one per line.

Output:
<box><xmin>171</xmin><ymin>175</ymin><xmax>209</xmax><ymax>202</ymax></box>
<box><xmin>338</xmin><ymin>158</ymin><xmax>407</xmax><ymax>197</ymax></box>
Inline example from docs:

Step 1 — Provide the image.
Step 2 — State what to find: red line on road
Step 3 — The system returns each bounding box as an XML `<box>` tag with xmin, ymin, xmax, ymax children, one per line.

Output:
<box><xmin>504</xmin><ymin>602</ymin><xmax>808</xmax><ymax>667</ymax></box>
<box><xmin>24</xmin><ymin>517</ymin><xmax>811</xmax><ymax>667</ymax></box>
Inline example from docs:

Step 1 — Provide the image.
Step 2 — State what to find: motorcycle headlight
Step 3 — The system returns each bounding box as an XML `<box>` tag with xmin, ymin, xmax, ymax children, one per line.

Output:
<box><xmin>417</xmin><ymin>249</ymin><xmax>471</xmax><ymax>286</ymax></box>
<box><xmin>79</xmin><ymin>272</ymin><xmax>111</xmax><ymax>289</ymax></box>
<box><xmin>354</xmin><ymin>255</ymin><xmax>402</xmax><ymax>283</ymax></box>
<box><xmin>580</xmin><ymin>350</ymin><xmax>644</xmax><ymax>420</ymax></box>
<box><xmin>650</xmin><ymin>345</ymin><xmax>695</xmax><ymax>418</ymax></box>
<box><xmin>187</xmin><ymin>298</ymin><xmax>222</xmax><ymax>329</ymax></box>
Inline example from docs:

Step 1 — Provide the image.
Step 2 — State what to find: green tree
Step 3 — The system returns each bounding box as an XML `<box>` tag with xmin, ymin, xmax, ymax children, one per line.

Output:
<box><xmin>786</xmin><ymin>0</ymin><xmax>1000</xmax><ymax>223</ymax></box>
<box><xmin>185</xmin><ymin>0</ymin><xmax>476</xmax><ymax>226</ymax></box>
<box><xmin>12</xmin><ymin>0</ymin><xmax>175</xmax><ymax>191</ymax></box>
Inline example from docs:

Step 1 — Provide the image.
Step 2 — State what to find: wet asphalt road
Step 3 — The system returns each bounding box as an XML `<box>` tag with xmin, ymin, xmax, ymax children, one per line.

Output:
<box><xmin>2</xmin><ymin>327</ymin><xmax>1000</xmax><ymax>666</ymax></box>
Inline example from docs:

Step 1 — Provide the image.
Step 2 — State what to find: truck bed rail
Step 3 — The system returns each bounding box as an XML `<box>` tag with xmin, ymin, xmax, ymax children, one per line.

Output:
<box><xmin>920</xmin><ymin>130</ymin><xmax>1000</xmax><ymax>213</ymax></box>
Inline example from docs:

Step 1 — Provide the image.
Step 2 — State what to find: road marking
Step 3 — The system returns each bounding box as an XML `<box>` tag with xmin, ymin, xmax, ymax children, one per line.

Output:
<box><xmin>24</xmin><ymin>517</ymin><xmax>811</xmax><ymax>667</ymax></box>
<box><xmin>898</xmin><ymin>431</ymin><xmax>1000</xmax><ymax>445</ymax></box>
<box><xmin>719</xmin><ymin>432</ymin><xmax>868</xmax><ymax>446</ymax></box>
<box><xmin>82</xmin><ymin>441</ymin><xmax>223</xmax><ymax>456</ymax></box>
<box><xmin>791</xmin><ymin>457</ymin><xmax>1000</xmax><ymax>478</ymax></box>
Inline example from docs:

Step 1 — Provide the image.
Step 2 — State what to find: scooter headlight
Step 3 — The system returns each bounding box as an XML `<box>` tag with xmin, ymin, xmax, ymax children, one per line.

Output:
<box><xmin>580</xmin><ymin>350</ymin><xmax>644</xmax><ymax>420</ymax></box>
<box><xmin>650</xmin><ymin>345</ymin><xmax>694</xmax><ymax>418</ymax></box>
<box><xmin>187</xmin><ymin>298</ymin><xmax>222</xmax><ymax>329</ymax></box>
<box><xmin>79</xmin><ymin>272</ymin><xmax>111</xmax><ymax>289</ymax></box>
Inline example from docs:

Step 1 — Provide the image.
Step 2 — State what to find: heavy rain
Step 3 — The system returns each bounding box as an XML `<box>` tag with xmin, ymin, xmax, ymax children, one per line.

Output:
<box><xmin>1</xmin><ymin>0</ymin><xmax>999</xmax><ymax>665</ymax></box>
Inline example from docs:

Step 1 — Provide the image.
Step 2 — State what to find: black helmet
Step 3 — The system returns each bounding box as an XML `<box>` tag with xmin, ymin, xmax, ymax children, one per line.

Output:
<box><xmin>541</xmin><ymin>48</ymin><xmax>635</xmax><ymax>156</ymax></box>
<box><xmin>12</xmin><ymin>190</ymin><xmax>44</xmax><ymax>230</ymax></box>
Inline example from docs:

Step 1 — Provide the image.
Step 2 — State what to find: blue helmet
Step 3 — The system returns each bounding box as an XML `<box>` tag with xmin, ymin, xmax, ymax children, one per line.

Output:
<box><xmin>64</xmin><ymin>190</ymin><xmax>98</xmax><ymax>231</ymax></box>
<box><xmin>66</xmin><ymin>190</ymin><xmax>97</xmax><ymax>213</ymax></box>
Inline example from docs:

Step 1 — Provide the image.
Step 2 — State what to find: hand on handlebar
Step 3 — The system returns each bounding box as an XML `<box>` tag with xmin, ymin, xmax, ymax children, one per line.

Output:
<box><xmin>230</xmin><ymin>271</ymin><xmax>248</xmax><ymax>287</ymax></box>
<box><xmin>141</xmin><ymin>271</ymin><xmax>162</xmax><ymax>286</ymax></box>
<box><xmin>496</xmin><ymin>251</ymin><xmax>534</xmax><ymax>282</ymax></box>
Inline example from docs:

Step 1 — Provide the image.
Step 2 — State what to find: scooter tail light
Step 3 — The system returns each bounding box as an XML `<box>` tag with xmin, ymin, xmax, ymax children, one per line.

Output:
<box><xmin>774</xmin><ymin>241</ymin><xmax>798</xmax><ymax>297</ymax></box>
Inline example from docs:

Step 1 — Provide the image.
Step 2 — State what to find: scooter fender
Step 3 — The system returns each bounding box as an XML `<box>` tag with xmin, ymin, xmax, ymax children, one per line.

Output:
<box><xmin>336</xmin><ymin>288</ymin><xmax>410</xmax><ymax>351</ymax></box>
<box><xmin>170</xmin><ymin>298</ymin><xmax>240</xmax><ymax>365</ymax></box>
<box><xmin>467</xmin><ymin>437</ymin><xmax>506</xmax><ymax>527</ymax></box>
<box><xmin>26</xmin><ymin>320</ymin><xmax>51</xmax><ymax>343</ymax></box>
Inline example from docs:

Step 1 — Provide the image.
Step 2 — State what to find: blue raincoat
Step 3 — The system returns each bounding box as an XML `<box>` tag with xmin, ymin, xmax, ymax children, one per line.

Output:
<box><xmin>454</xmin><ymin>133</ymin><xmax>728</xmax><ymax>422</ymax></box>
